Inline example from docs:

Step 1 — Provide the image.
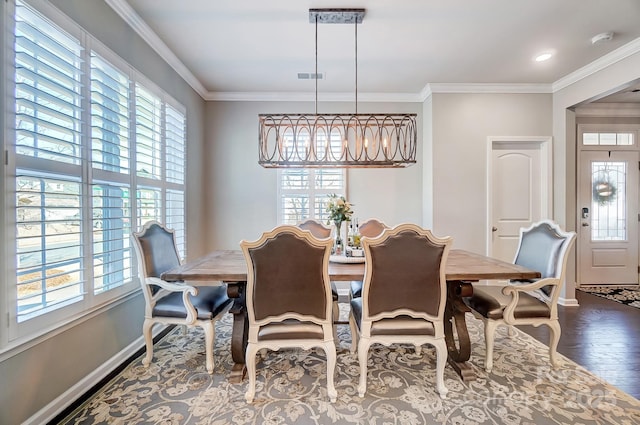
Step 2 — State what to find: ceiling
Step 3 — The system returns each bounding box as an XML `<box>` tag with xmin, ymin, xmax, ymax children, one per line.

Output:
<box><xmin>113</xmin><ymin>0</ymin><xmax>640</xmax><ymax>101</ymax></box>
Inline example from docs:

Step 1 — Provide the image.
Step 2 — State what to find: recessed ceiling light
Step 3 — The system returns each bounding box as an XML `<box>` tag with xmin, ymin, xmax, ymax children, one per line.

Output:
<box><xmin>534</xmin><ymin>52</ymin><xmax>553</xmax><ymax>62</ymax></box>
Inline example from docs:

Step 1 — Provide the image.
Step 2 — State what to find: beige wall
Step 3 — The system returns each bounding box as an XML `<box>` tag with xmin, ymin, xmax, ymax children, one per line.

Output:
<box><xmin>0</xmin><ymin>1</ymin><xmax>206</xmax><ymax>424</ymax></box>
<box><xmin>203</xmin><ymin>101</ymin><xmax>423</xmax><ymax>250</ymax></box>
<box><xmin>552</xmin><ymin>50</ymin><xmax>640</xmax><ymax>301</ymax></box>
<box><xmin>430</xmin><ymin>93</ymin><xmax>553</xmax><ymax>253</ymax></box>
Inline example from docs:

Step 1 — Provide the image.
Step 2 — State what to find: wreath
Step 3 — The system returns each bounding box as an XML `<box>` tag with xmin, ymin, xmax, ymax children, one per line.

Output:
<box><xmin>592</xmin><ymin>179</ymin><xmax>617</xmax><ymax>205</ymax></box>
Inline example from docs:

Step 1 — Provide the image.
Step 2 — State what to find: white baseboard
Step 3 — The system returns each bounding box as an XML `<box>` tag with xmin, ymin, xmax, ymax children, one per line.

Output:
<box><xmin>558</xmin><ymin>297</ymin><xmax>579</xmax><ymax>307</ymax></box>
<box><xmin>23</xmin><ymin>325</ymin><xmax>168</xmax><ymax>425</ymax></box>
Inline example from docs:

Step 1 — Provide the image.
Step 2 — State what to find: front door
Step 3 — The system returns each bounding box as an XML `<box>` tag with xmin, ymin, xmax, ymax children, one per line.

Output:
<box><xmin>578</xmin><ymin>150</ymin><xmax>639</xmax><ymax>285</ymax></box>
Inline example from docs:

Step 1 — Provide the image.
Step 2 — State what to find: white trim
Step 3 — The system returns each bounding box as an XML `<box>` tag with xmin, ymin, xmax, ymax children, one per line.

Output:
<box><xmin>205</xmin><ymin>91</ymin><xmax>423</xmax><ymax>103</ymax></box>
<box><xmin>103</xmin><ymin>2</ymin><xmax>640</xmax><ymax>102</ymax></box>
<box><xmin>558</xmin><ymin>296</ymin><xmax>579</xmax><ymax>307</ymax></box>
<box><xmin>22</xmin><ymin>324</ymin><xmax>169</xmax><ymax>425</ymax></box>
<box><xmin>552</xmin><ymin>37</ymin><xmax>640</xmax><ymax>92</ymax></box>
<box><xmin>104</xmin><ymin>0</ymin><xmax>208</xmax><ymax>99</ymax></box>
<box><xmin>574</xmin><ymin>103</ymin><xmax>640</xmax><ymax>118</ymax></box>
<box><xmin>485</xmin><ymin>136</ymin><xmax>553</xmax><ymax>256</ymax></box>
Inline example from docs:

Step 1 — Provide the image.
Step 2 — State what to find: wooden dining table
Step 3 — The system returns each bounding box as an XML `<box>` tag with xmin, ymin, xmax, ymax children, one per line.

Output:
<box><xmin>162</xmin><ymin>249</ymin><xmax>540</xmax><ymax>383</ymax></box>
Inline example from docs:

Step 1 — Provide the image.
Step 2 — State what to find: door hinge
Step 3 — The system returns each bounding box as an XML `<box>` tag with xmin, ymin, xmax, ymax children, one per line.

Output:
<box><xmin>637</xmin><ymin>265</ymin><xmax>640</xmax><ymax>274</ymax></box>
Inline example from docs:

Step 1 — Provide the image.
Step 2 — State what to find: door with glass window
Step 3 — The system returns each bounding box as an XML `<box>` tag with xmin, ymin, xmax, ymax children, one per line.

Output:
<box><xmin>578</xmin><ymin>150</ymin><xmax>639</xmax><ymax>285</ymax></box>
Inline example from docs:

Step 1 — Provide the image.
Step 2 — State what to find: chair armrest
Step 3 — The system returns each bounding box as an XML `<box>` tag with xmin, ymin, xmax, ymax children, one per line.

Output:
<box><xmin>501</xmin><ymin>277</ymin><xmax>558</xmax><ymax>323</ymax></box>
<box><xmin>147</xmin><ymin>277</ymin><xmax>199</xmax><ymax>324</ymax></box>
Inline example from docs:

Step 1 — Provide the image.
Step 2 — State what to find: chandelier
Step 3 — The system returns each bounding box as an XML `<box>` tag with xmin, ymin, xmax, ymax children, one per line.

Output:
<box><xmin>258</xmin><ymin>9</ymin><xmax>417</xmax><ymax>168</ymax></box>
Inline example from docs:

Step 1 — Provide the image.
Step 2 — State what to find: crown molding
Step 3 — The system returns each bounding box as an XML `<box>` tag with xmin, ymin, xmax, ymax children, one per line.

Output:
<box><xmin>574</xmin><ymin>102</ymin><xmax>640</xmax><ymax>117</ymax></box>
<box><xmin>104</xmin><ymin>0</ymin><xmax>208</xmax><ymax>99</ymax></box>
<box><xmin>552</xmin><ymin>37</ymin><xmax>640</xmax><ymax>92</ymax></box>
<box><xmin>205</xmin><ymin>91</ymin><xmax>423</xmax><ymax>102</ymax></box>
<box><xmin>108</xmin><ymin>1</ymin><xmax>639</xmax><ymax>103</ymax></box>
<box><xmin>419</xmin><ymin>83</ymin><xmax>551</xmax><ymax>102</ymax></box>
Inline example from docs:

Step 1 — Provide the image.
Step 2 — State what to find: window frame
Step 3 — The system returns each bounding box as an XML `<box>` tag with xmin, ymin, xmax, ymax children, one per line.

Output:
<box><xmin>1</xmin><ymin>0</ymin><xmax>188</xmax><ymax>349</ymax></box>
<box><xmin>277</xmin><ymin>168</ymin><xmax>348</xmax><ymax>225</ymax></box>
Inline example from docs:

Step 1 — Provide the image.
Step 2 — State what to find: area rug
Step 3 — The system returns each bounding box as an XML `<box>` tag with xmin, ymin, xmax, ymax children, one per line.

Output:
<box><xmin>60</xmin><ymin>309</ymin><xmax>640</xmax><ymax>425</ymax></box>
<box><xmin>577</xmin><ymin>286</ymin><xmax>640</xmax><ymax>309</ymax></box>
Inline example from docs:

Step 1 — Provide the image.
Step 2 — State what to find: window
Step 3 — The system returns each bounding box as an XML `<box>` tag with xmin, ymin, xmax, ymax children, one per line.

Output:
<box><xmin>6</xmin><ymin>1</ymin><xmax>187</xmax><ymax>340</ymax></box>
<box><xmin>278</xmin><ymin>168</ymin><xmax>346</xmax><ymax>224</ymax></box>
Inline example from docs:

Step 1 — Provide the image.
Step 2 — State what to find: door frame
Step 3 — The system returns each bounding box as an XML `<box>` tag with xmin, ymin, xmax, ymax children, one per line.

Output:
<box><xmin>486</xmin><ymin>136</ymin><xmax>553</xmax><ymax>256</ymax></box>
<box><xmin>575</xmin><ymin>123</ymin><xmax>640</xmax><ymax>287</ymax></box>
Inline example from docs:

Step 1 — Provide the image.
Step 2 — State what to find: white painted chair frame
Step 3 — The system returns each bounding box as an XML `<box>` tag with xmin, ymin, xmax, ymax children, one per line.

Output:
<box><xmin>241</xmin><ymin>225</ymin><xmax>337</xmax><ymax>403</ymax></box>
<box><xmin>349</xmin><ymin>223</ymin><xmax>453</xmax><ymax>399</ymax></box>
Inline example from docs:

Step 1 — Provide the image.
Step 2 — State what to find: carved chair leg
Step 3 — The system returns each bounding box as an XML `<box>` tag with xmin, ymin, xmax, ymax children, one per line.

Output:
<box><xmin>348</xmin><ymin>316</ymin><xmax>358</xmax><ymax>354</ymax></box>
<box><xmin>484</xmin><ymin>319</ymin><xmax>498</xmax><ymax>373</ymax></box>
<box><xmin>357</xmin><ymin>337</ymin><xmax>371</xmax><ymax>397</ymax></box>
<box><xmin>434</xmin><ymin>339</ymin><xmax>449</xmax><ymax>399</ymax></box>
<box><xmin>202</xmin><ymin>321</ymin><xmax>215</xmax><ymax>374</ymax></box>
<box><xmin>547</xmin><ymin>320</ymin><xmax>562</xmax><ymax>369</ymax></box>
<box><xmin>324</xmin><ymin>342</ymin><xmax>338</xmax><ymax>402</ymax></box>
<box><xmin>142</xmin><ymin>319</ymin><xmax>154</xmax><ymax>367</ymax></box>
<box><xmin>244</xmin><ymin>343</ymin><xmax>259</xmax><ymax>403</ymax></box>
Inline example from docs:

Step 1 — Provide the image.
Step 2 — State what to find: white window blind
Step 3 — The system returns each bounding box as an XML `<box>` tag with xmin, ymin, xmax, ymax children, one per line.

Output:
<box><xmin>279</xmin><ymin>168</ymin><xmax>346</xmax><ymax>224</ymax></box>
<box><xmin>16</xmin><ymin>174</ymin><xmax>84</xmax><ymax>321</ymax></box>
<box><xmin>135</xmin><ymin>84</ymin><xmax>162</xmax><ymax>180</ymax></box>
<box><xmin>6</xmin><ymin>1</ymin><xmax>188</xmax><ymax>337</ymax></box>
<box><xmin>15</xmin><ymin>3</ymin><xmax>82</xmax><ymax>165</ymax></box>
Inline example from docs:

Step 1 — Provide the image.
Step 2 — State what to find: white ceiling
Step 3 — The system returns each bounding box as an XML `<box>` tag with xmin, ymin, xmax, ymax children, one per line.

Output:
<box><xmin>113</xmin><ymin>0</ymin><xmax>640</xmax><ymax>101</ymax></box>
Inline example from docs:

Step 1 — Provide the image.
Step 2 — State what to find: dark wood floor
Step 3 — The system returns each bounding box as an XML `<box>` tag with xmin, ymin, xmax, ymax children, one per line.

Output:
<box><xmin>519</xmin><ymin>290</ymin><xmax>640</xmax><ymax>399</ymax></box>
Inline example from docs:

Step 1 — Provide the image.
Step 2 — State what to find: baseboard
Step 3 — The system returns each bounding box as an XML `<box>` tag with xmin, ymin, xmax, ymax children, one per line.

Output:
<box><xmin>558</xmin><ymin>297</ymin><xmax>579</xmax><ymax>307</ymax></box>
<box><xmin>25</xmin><ymin>325</ymin><xmax>170</xmax><ymax>425</ymax></box>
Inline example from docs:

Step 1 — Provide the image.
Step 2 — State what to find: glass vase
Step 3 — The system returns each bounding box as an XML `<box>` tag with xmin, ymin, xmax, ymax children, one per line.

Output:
<box><xmin>333</xmin><ymin>220</ymin><xmax>344</xmax><ymax>255</ymax></box>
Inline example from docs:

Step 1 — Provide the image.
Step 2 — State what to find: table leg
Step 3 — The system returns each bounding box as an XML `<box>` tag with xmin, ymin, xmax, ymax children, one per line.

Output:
<box><xmin>444</xmin><ymin>280</ymin><xmax>476</xmax><ymax>381</ymax></box>
<box><xmin>226</xmin><ymin>281</ymin><xmax>248</xmax><ymax>383</ymax></box>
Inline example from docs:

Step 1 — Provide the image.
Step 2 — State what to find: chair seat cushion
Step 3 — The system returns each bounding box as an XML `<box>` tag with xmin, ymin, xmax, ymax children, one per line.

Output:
<box><xmin>350</xmin><ymin>280</ymin><xmax>363</xmax><ymax>298</ymax></box>
<box><xmin>350</xmin><ymin>298</ymin><xmax>435</xmax><ymax>336</ymax></box>
<box><xmin>258</xmin><ymin>319</ymin><xmax>325</xmax><ymax>341</ymax></box>
<box><xmin>153</xmin><ymin>285</ymin><xmax>231</xmax><ymax>320</ymax></box>
<box><xmin>463</xmin><ymin>285</ymin><xmax>551</xmax><ymax>320</ymax></box>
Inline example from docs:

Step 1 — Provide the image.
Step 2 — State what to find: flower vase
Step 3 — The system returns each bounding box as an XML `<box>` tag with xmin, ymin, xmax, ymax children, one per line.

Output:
<box><xmin>333</xmin><ymin>220</ymin><xmax>344</xmax><ymax>255</ymax></box>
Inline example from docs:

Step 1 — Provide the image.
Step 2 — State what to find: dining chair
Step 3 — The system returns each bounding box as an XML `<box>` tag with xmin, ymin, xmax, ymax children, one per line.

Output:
<box><xmin>349</xmin><ymin>218</ymin><xmax>390</xmax><ymax>299</ymax></box>
<box><xmin>349</xmin><ymin>223</ymin><xmax>452</xmax><ymax>399</ymax></box>
<box><xmin>297</xmin><ymin>219</ymin><xmax>341</xmax><ymax>325</ymax></box>
<box><xmin>241</xmin><ymin>225</ymin><xmax>337</xmax><ymax>403</ymax></box>
<box><xmin>463</xmin><ymin>219</ymin><xmax>576</xmax><ymax>373</ymax></box>
<box><xmin>131</xmin><ymin>221</ymin><xmax>232</xmax><ymax>374</ymax></box>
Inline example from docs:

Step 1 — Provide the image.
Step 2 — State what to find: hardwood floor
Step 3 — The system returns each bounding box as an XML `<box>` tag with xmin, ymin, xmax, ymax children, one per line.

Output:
<box><xmin>519</xmin><ymin>290</ymin><xmax>640</xmax><ymax>399</ymax></box>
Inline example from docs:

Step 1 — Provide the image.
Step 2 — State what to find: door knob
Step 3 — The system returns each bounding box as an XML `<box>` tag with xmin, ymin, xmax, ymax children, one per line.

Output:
<box><xmin>492</xmin><ymin>226</ymin><xmax>498</xmax><ymax>232</ymax></box>
<box><xmin>582</xmin><ymin>222</ymin><xmax>589</xmax><ymax>227</ymax></box>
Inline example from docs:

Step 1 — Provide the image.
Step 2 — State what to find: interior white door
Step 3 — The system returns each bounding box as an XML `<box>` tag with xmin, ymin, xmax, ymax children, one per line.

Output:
<box><xmin>578</xmin><ymin>150</ymin><xmax>639</xmax><ymax>285</ymax></box>
<box><xmin>490</xmin><ymin>143</ymin><xmax>543</xmax><ymax>262</ymax></box>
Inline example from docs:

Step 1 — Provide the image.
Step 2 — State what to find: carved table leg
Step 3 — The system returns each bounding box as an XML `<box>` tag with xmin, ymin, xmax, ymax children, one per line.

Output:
<box><xmin>444</xmin><ymin>280</ymin><xmax>476</xmax><ymax>381</ymax></box>
<box><xmin>226</xmin><ymin>281</ymin><xmax>248</xmax><ymax>383</ymax></box>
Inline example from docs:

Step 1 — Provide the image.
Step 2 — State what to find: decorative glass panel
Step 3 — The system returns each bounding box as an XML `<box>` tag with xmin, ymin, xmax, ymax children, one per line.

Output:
<box><xmin>591</xmin><ymin>161</ymin><xmax>626</xmax><ymax>241</ymax></box>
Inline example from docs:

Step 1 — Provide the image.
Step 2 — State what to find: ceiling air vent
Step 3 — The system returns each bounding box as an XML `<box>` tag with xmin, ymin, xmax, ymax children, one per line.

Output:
<box><xmin>297</xmin><ymin>72</ymin><xmax>324</xmax><ymax>80</ymax></box>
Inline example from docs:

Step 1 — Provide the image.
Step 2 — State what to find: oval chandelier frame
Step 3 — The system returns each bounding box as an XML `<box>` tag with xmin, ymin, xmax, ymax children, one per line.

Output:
<box><xmin>258</xmin><ymin>8</ymin><xmax>417</xmax><ymax>168</ymax></box>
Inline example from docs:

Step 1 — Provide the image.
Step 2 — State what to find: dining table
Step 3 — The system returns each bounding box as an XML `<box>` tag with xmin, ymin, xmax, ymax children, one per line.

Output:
<box><xmin>161</xmin><ymin>249</ymin><xmax>540</xmax><ymax>383</ymax></box>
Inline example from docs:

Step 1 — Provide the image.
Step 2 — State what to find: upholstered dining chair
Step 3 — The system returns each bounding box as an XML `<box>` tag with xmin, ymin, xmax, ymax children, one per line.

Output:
<box><xmin>463</xmin><ymin>220</ymin><xmax>576</xmax><ymax>373</ymax></box>
<box><xmin>297</xmin><ymin>219</ymin><xmax>341</xmax><ymax>329</ymax></box>
<box><xmin>349</xmin><ymin>218</ymin><xmax>390</xmax><ymax>299</ymax></box>
<box><xmin>131</xmin><ymin>221</ymin><xmax>232</xmax><ymax>374</ymax></box>
<box><xmin>349</xmin><ymin>223</ymin><xmax>452</xmax><ymax>399</ymax></box>
<box><xmin>241</xmin><ymin>225</ymin><xmax>337</xmax><ymax>403</ymax></box>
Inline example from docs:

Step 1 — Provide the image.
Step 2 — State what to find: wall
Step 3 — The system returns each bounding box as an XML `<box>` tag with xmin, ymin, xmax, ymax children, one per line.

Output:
<box><xmin>0</xmin><ymin>1</ymin><xmax>206</xmax><ymax>424</ymax></box>
<box><xmin>431</xmin><ymin>93</ymin><xmax>552</xmax><ymax>253</ymax></box>
<box><xmin>552</xmin><ymin>47</ymin><xmax>640</xmax><ymax>300</ymax></box>
<box><xmin>203</xmin><ymin>100</ymin><xmax>423</xmax><ymax>250</ymax></box>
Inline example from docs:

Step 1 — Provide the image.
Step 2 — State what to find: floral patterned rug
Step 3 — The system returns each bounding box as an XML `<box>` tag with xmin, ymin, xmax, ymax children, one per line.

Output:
<box><xmin>60</xmin><ymin>308</ymin><xmax>640</xmax><ymax>425</ymax></box>
<box><xmin>577</xmin><ymin>286</ymin><xmax>640</xmax><ymax>309</ymax></box>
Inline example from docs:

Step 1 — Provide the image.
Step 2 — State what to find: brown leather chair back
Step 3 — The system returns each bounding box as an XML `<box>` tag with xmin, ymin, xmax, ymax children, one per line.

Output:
<box><xmin>363</xmin><ymin>225</ymin><xmax>450</xmax><ymax>318</ymax></box>
<box><xmin>247</xmin><ymin>227</ymin><xmax>330</xmax><ymax>321</ymax></box>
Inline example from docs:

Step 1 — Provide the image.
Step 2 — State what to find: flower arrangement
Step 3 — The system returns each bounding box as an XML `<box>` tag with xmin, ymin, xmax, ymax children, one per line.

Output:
<box><xmin>325</xmin><ymin>194</ymin><xmax>354</xmax><ymax>225</ymax></box>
